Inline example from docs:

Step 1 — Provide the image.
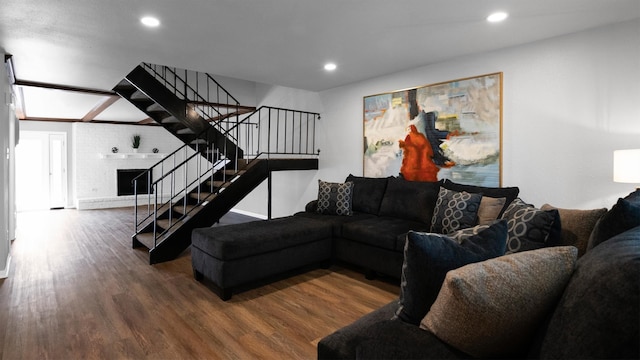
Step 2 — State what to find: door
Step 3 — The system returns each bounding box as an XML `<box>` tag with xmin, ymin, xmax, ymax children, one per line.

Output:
<box><xmin>15</xmin><ymin>131</ymin><xmax>68</xmax><ymax>211</ymax></box>
<box><xmin>48</xmin><ymin>133</ymin><xmax>67</xmax><ymax>209</ymax></box>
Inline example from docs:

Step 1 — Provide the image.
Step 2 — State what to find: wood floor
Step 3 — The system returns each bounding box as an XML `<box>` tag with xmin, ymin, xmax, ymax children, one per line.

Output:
<box><xmin>0</xmin><ymin>208</ymin><xmax>399</xmax><ymax>359</ymax></box>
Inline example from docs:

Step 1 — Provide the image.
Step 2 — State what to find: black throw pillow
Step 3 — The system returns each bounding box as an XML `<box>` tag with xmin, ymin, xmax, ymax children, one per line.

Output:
<box><xmin>345</xmin><ymin>174</ymin><xmax>390</xmax><ymax>215</ymax></box>
<box><xmin>442</xmin><ymin>179</ymin><xmax>519</xmax><ymax>217</ymax></box>
<box><xmin>394</xmin><ymin>220</ymin><xmax>508</xmax><ymax>325</ymax></box>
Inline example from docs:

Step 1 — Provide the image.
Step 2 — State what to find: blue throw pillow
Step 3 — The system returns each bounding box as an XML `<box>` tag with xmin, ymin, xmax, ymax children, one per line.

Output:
<box><xmin>394</xmin><ymin>220</ymin><xmax>508</xmax><ymax>325</ymax></box>
<box><xmin>587</xmin><ymin>197</ymin><xmax>640</xmax><ymax>251</ymax></box>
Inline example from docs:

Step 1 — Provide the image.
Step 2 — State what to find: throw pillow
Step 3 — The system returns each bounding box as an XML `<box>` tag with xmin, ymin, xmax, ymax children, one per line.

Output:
<box><xmin>477</xmin><ymin>196</ymin><xmax>506</xmax><ymax>225</ymax></box>
<box><xmin>586</xmin><ymin>197</ymin><xmax>640</xmax><ymax>251</ymax></box>
<box><xmin>442</xmin><ymin>179</ymin><xmax>519</xmax><ymax>217</ymax></box>
<box><xmin>316</xmin><ymin>180</ymin><xmax>354</xmax><ymax>216</ymax></box>
<box><xmin>541</xmin><ymin>204</ymin><xmax>607</xmax><ymax>257</ymax></box>
<box><xmin>421</xmin><ymin>246</ymin><xmax>578</xmax><ymax>358</ymax></box>
<box><xmin>378</xmin><ymin>177</ymin><xmax>442</xmax><ymax>224</ymax></box>
<box><xmin>394</xmin><ymin>220</ymin><xmax>507</xmax><ymax>325</ymax></box>
<box><xmin>430</xmin><ymin>187</ymin><xmax>482</xmax><ymax>234</ymax></box>
<box><xmin>500</xmin><ymin>198</ymin><xmax>561</xmax><ymax>253</ymax></box>
<box><xmin>539</xmin><ymin>226</ymin><xmax>640</xmax><ymax>359</ymax></box>
<box><xmin>625</xmin><ymin>189</ymin><xmax>640</xmax><ymax>206</ymax></box>
<box><xmin>345</xmin><ymin>174</ymin><xmax>389</xmax><ymax>214</ymax></box>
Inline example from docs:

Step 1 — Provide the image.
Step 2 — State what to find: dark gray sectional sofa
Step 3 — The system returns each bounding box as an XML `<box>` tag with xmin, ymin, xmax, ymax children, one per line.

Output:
<box><xmin>318</xmin><ymin>187</ymin><xmax>640</xmax><ymax>359</ymax></box>
<box><xmin>295</xmin><ymin>175</ymin><xmax>519</xmax><ymax>280</ymax></box>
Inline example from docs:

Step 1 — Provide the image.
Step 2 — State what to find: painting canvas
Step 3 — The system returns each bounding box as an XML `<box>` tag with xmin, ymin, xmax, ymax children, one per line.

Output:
<box><xmin>363</xmin><ymin>73</ymin><xmax>502</xmax><ymax>186</ymax></box>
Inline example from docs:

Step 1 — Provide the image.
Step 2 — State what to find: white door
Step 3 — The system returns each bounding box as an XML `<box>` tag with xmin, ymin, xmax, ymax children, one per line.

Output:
<box><xmin>48</xmin><ymin>133</ymin><xmax>67</xmax><ymax>209</ymax></box>
<box><xmin>15</xmin><ymin>131</ymin><xmax>67</xmax><ymax>211</ymax></box>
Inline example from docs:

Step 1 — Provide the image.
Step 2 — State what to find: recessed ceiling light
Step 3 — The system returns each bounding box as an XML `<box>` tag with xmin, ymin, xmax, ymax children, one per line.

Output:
<box><xmin>140</xmin><ymin>16</ymin><xmax>160</xmax><ymax>27</ymax></box>
<box><xmin>324</xmin><ymin>63</ymin><xmax>337</xmax><ymax>71</ymax></box>
<box><xmin>487</xmin><ymin>12</ymin><xmax>508</xmax><ymax>23</ymax></box>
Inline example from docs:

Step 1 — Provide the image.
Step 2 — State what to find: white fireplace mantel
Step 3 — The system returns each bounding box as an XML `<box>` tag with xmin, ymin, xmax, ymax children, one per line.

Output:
<box><xmin>99</xmin><ymin>153</ymin><xmax>167</xmax><ymax>160</ymax></box>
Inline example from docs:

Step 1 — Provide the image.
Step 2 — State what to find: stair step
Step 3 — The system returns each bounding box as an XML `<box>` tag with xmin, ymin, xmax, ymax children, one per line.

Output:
<box><xmin>189</xmin><ymin>191</ymin><xmax>215</xmax><ymax>202</ymax></box>
<box><xmin>157</xmin><ymin>218</ymin><xmax>181</xmax><ymax>231</ymax></box>
<box><xmin>134</xmin><ymin>232</ymin><xmax>156</xmax><ymax>249</ymax></box>
<box><xmin>176</xmin><ymin>127</ymin><xmax>195</xmax><ymax>135</ymax></box>
<box><xmin>131</xmin><ymin>90</ymin><xmax>149</xmax><ymax>100</ymax></box>
<box><xmin>205</xmin><ymin>180</ymin><xmax>226</xmax><ymax>189</ymax></box>
<box><xmin>173</xmin><ymin>204</ymin><xmax>199</xmax><ymax>216</ymax></box>
<box><xmin>191</xmin><ymin>139</ymin><xmax>207</xmax><ymax>145</ymax></box>
<box><xmin>147</xmin><ymin>103</ymin><xmax>167</xmax><ymax>113</ymax></box>
<box><xmin>161</xmin><ymin>115</ymin><xmax>179</xmax><ymax>124</ymax></box>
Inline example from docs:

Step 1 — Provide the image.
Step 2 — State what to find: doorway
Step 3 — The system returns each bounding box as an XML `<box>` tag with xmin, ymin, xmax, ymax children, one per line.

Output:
<box><xmin>15</xmin><ymin>131</ymin><xmax>68</xmax><ymax>211</ymax></box>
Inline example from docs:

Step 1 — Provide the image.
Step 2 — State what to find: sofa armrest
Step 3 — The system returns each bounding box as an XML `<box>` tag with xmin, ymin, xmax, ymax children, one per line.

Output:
<box><xmin>305</xmin><ymin>199</ymin><xmax>318</xmax><ymax>213</ymax></box>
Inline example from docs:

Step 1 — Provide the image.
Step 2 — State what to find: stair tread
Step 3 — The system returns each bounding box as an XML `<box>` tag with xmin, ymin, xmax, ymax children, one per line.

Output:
<box><xmin>131</xmin><ymin>90</ymin><xmax>149</xmax><ymax>100</ymax></box>
<box><xmin>147</xmin><ymin>103</ymin><xmax>168</xmax><ymax>113</ymax></box>
<box><xmin>176</xmin><ymin>127</ymin><xmax>195</xmax><ymax>135</ymax></box>
<box><xmin>161</xmin><ymin>115</ymin><xmax>179</xmax><ymax>124</ymax></box>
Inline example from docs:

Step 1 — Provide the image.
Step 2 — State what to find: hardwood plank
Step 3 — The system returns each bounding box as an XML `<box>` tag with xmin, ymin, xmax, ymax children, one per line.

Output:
<box><xmin>0</xmin><ymin>208</ymin><xmax>399</xmax><ymax>359</ymax></box>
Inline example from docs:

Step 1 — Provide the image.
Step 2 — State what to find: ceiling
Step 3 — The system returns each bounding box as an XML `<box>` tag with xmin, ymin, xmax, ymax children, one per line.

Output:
<box><xmin>1</xmin><ymin>0</ymin><xmax>639</xmax><ymax>124</ymax></box>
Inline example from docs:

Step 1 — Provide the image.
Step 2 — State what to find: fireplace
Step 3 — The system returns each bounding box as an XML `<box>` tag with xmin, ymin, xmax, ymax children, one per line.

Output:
<box><xmin>117</xmin><ymin>169</ymin><xmax>152</xmax><ymax>196</ymax></box>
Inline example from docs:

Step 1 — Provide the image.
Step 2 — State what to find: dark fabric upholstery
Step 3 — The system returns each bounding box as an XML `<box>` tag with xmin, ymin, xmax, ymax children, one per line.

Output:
<box><xmin>354</xmin><ymin>321</ymin><xmax>469</xmax><ymax>360</ymax></box>
<box><xmin>345</xmin><ymin>175</ymin><xmax>390</xmax><ymax>215</ymax></box>
<box><xmin>378</xmin><ymin>177</ymin><xmax>442</xmax><ymax>224</ymax></box>
<box><xmin>333</xmin><ymin>238</ymin><xmax>405</xmax><ymax>279</ymax></box>
<box><xmin>318</xmin><ymin>302</ymin><xmax>468</xmax><ymax>360</ymax></box>
<box><xmin>317</xmin><ymin>301</ymin><xmax>399</xmax><ymax>359</ymax></box>
<box><xmin>341</xmin><ymin>216</ymin><xmax>431</xmax><ymax>251</ymax></box>
<box><xmin>625</xmin><ymin>189</ymin><xmax>640</xmax><ymax>205</ymax></box>
<box><xmin>539</xmin><ymin>225</ymin><xmax>640</xmax><ymax>359</ymax></box>
<box><xmin>587</xmin><ymin>197</ymin><xmax>640</xmax><ymax>251</ymax></box>
<box><xmin>192</xmin><ymin>238</ymin><xmax>332</xmax><ymax>288</ymax></box>
<box><xmin>442</xmin><ymin>179</ymin><xmax>519</xmax><ymax>217</ymax></box>
<box><xmin>191</xmin><ymin>216</ymin><xmax>331</xmax><ymax>260</ymax></box>
<box><xmin>294</xmin><ymin>210</ymin><xmax>376</xmax><ymax>237</ymax></box>
<box><xmin>396</xmin><ymin>221</ymin><xmax>508</xmax><ymax>325</ymax></box>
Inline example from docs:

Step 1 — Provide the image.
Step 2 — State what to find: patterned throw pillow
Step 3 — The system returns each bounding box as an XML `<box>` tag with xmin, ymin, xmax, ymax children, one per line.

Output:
<box><xmin>316</xmin><ymin>180</ymin><xmax>354</xmax><ymax>216</ymax></box>
<box><xmin>421</xmin><ymin>246</ymin><xmax>578</xmax><ymax>358</ymax></box>
<box><xmin>394</xmin><ymin>220</ymin><xmax>507</xmax><ymax>325</ymax></box>
<box><xmin>500</xmin><ymin>198</ymin><xmax>561</xmax><ymax>253</ymax></box>
<box><xmin>430</xmin><ymin>187</ymin><xmax>482</xmax><ymax>234</ymax></box>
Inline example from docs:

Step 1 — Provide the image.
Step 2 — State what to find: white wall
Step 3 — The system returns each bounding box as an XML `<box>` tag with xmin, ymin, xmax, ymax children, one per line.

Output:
<box><xmin>305</xmin><ymin>19</ymin><xmax>639</xmax><ymax>211</ymax></box>
<box><xmin>233</xmin><ymin>83</ymin><xmax>324</xmax><ymax>218</ymax></box>
<box><xmin>73</xmin><ymin>122</ymin><xmax>186</xmax><ymax>209</ymax></box>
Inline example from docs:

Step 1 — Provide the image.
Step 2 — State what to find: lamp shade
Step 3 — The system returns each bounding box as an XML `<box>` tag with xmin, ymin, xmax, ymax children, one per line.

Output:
<box><xmin>613</xmin><ymin>149</ymin><xmax>640</xmax><ymax>183</ymax></box>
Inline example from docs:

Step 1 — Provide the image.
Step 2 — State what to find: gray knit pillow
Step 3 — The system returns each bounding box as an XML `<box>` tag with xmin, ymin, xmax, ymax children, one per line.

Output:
<box><xmin>421</xmin><ymin>246</ymin><xmax>578</xmax><ymax>358</ymax></box>
<box><xmin>316</xmin><ymin>180</ymin><xmax>354</xmax><ymax>216</ymax></box>
<box><xmin>430</xmin><ymin>187</ymin><xmax>482</xmax><ymax>234</ymax></box>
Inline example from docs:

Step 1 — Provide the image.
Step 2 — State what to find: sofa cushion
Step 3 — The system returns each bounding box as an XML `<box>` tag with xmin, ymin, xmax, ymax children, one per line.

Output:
<box><xmin>294</xmin><ymin>211</ymin><xmax>376</xmax><ymax>237</ymax></box>
<box><xmin>421</xmin><ymin>246</ymin><xmax>578</xmax><ymax>358</ymax></box>
<box><xmin>587</xmin><ymin>197</ymin><xmax>640</xmax><ymax>251</ymax></box>
<box><xmin>539</xmin><ymin>225</ymin><xmax>640</xmax><ymax>359</ymax></box>
<box><xmin>394</xmin><ymin>220</ymin><xmax>507</xmax><ymax>325</ymax></box>
<box><xmin>191</xmin><ymin>216</ymin><xmax>332</xmax><ymax>260</ymax></box>
<box><xmin>541</xmin><ymin>204</ymin><xmax>607</xmax><ymax>257</ymax></box>
<box><xmin>317</xmin><ymin>301</ymin><xmax>399</xmax><ymax>359</ymax></box>
<box><xmin>625</xmin><ymin>189</ymin><xmax>640</xmax><ymax>205</ymax></box>
<box><xmin>430</xmin><ymin>187</ymin><xmax>482</xmax><ymax>233</ymax></box>
<box><xmin>378</xmin><ymin>177</ymin><xmax>442</xmax><ymax>224</ymax></box>
<box><xmin>345</xmin><ymin>174</ymin><xmax>389</xmax><ymax>215</ymax></box>
<box><xmin>500</xmin><ymin>198</ymin><xmax>561</xmax><ymax>253</ymax></box>
<box><xmin>477</xmin><ymin>196</ymin><xmax>506</xmax><ymax>225</ymax></box>
<box><xmin>316</xmin><ymin>180</ymin><xmax>354</xmax><ymax>216</ymax></box>
<box><xmin>442</xmin><ymin>179</ymin><xmax>519</xmax><ymax>217</ymax></box>
<box><xmin>341</xmin><ymin>216</ymin><xmax>431</xmax><ymax>251</ymax></box>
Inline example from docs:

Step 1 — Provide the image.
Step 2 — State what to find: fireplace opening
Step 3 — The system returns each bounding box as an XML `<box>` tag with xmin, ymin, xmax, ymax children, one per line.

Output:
<box><xmin>117</xmin><ymin>169</ymin><xmax>152</xmax><ymax>196</ymax></box>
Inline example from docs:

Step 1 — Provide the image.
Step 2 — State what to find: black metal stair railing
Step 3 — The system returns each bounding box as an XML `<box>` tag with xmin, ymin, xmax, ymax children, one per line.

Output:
<box><xmin>132</xmin><ymin>105</ymin><xmax>320</xmax><ymax>248</ymax></box>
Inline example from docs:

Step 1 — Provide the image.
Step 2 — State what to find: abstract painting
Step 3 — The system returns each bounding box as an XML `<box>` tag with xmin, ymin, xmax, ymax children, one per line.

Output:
<box><xmin>363</xmin><ymin>73</ymin><xmax>502</xmax><ymax>186</ymax></box>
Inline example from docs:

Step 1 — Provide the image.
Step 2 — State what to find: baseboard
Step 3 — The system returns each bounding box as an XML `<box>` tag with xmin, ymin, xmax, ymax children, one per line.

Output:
<box><xmin>230</xmin><ymin>208</ymin><xmax>268</xmax><ymax>220</ymax></box>
<box><xmin>76</xmin><ymin>194</ymin><xmax>173</xmax><ymax>210</ymax></box>
<box><xmin>0</xmin><ymin>254</ymin><xmax>12</xmax><ymax>279</ymax></box>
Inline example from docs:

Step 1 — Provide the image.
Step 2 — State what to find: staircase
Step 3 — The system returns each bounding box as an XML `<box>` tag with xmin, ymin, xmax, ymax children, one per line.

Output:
<box><xmin>113</xmin><ymin>63</ymin><xmax>320</xmax><ymax>264</ymax></box>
